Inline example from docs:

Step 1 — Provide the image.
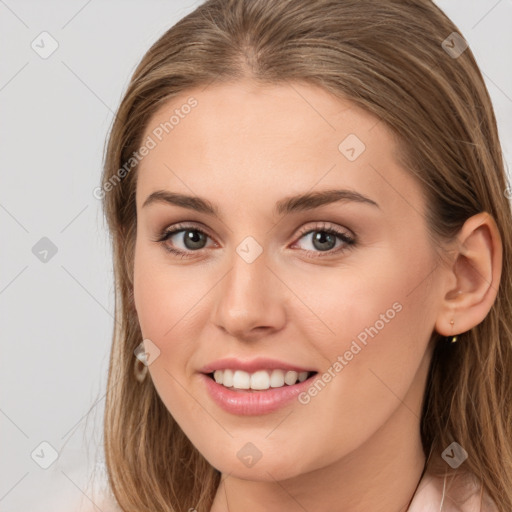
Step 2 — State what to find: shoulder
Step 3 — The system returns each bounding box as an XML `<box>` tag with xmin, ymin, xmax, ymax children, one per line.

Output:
<box><xmin>408</xmin><ymin>471</ymin><xmax>499</xmax><ymax>512</ymax></box>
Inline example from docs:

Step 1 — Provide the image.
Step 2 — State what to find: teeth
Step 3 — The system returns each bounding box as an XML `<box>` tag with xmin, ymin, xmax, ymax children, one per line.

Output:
<box><xmin>298</xmin><ymin>371</ymin><xmax>308</xmax><ymax>382</ymax></box>
<box><xmin>233</xmin><ymin>370</ymin><xmax>251</xmax><ymax>389</ymax></box>
<box><xmin>284</xmin><ymin>370</ymin><xmax>298</xmax><ymax>385</ymax></box>
<box><xmin>250</xmin><ymin>370</ymin><xmax>270</xmax><ymax>390</ymax></box>
<box><xmin>223</xmin><ymin>369</ymin><xmax>234</xmax><ymax>387</ymax></box>
<box><xmin>210</xmin><ymin>369</ymin><xmax>311</xmax><ymax>390</ymax></box>
<box><xmin>270</xmin><ymin>369</ymin><xmax>285</xmax><ymax>388</ymax></box>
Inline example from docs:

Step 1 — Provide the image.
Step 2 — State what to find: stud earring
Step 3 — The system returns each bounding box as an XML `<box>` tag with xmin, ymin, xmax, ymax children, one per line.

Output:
<box><xmin>450</xmin><ymin>319</ymin><xmax>458</xmax><ymax>343</ymax></box>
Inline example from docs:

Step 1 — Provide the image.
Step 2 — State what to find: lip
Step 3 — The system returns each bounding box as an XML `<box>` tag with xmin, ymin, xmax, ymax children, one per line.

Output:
<box><xmin>199</xmin><ymin>371</ymin><xmax>318</xmax><ymax>416</ymax></box>
<box><xmin>199</xmin><ymin>357</ymin><xmax>315</xmax><ymax>374</ymax></box>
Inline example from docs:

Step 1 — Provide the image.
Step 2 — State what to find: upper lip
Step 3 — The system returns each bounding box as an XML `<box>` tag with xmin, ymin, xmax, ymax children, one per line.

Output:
<box><xmin>199</xmin><ymin>357</ymin><xmax>316</xmax><ymax>374</ymax></box>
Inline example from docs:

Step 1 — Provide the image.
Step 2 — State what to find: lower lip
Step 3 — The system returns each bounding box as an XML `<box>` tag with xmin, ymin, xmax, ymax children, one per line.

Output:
<box><xmin>200</xmin><ymin>372</ymin><xmax>317</xmax><ymax>416</ymax></box>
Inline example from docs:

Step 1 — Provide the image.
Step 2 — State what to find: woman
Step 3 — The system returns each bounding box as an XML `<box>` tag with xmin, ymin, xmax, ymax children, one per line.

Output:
<box><xmin>92</xmin><ymin>0</ymin><xmax>512</xmax><ymax>510</ymax></box>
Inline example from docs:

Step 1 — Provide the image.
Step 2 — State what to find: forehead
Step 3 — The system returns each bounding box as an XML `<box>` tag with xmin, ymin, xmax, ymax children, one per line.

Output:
<box><xmin>135</xmin><ymin>80</ymin><xmax>424</xmax><ymax>220</ymax></box>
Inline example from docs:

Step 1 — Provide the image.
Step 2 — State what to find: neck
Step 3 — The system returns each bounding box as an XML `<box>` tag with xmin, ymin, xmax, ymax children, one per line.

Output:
<box><xmin>210</xmin><ymin>401</ymin><xmax>427</xmax><ymax>512</ymax></box>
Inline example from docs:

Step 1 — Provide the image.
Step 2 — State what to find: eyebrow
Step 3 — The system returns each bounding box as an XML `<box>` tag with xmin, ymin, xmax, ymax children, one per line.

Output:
<box><xmin>142</xmin><ymin>188</ymin><xmax>379</xmax><ymax>218</ymax></box>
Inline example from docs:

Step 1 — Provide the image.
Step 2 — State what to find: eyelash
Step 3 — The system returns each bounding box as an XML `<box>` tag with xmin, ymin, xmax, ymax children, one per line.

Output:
<box><xmin>152</xmin><ymin>222</ymin><xmax>356</xmax><ymax>260</ymax></box>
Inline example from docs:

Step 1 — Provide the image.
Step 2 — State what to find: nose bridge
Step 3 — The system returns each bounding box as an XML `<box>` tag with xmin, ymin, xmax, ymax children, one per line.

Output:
<box><xmin>212</xmin><ymin>239</ymin><xmax>285</xmax><ymax>337</ymax></box>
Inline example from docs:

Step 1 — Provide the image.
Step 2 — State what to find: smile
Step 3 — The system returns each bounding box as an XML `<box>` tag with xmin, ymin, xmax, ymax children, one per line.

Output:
<box><xmin>201</xmin><ymin>370</ymin><xmax>319</xmax><ymax>415</ymax></box>
<box><xmin>209</xmin><ymin>368</ymin><xmax>314</xmax><ymax>390</ymax></box>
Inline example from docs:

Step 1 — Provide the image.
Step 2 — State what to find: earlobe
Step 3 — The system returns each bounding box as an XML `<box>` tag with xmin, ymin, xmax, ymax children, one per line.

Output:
<box><xmin>434</xmin><ymin>212</ymin><xmax>502</xmax><ymax>338</ymax></box>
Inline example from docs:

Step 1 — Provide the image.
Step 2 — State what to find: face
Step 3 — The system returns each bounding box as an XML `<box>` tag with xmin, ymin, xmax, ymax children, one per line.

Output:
<box><xmin>133</xmin><ymin>80</ymin><xmax>443</xmax><ymax>481</ymax></box>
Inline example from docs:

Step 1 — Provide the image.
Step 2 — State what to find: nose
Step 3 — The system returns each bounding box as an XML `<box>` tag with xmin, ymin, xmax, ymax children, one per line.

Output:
<box><xmin>211</xmin><ymin>248</ymin><xmax>287</xmax><ymax>341</ymax></box>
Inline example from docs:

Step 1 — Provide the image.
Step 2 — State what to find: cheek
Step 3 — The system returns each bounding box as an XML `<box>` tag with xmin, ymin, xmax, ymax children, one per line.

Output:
<box><xmin>133</xmin><ymin>242</ymin><xmax>213</xmax><ymax>411</ymax></box>
<box><xmin>278</xmin><ymin>236</ymin><xmax>435</xmax><ymax>364</ymax></box>
<box><xmin>133</xmin><ymin>241</ymin><xmax>205</xmax><ymax>341</ymax></box>
<box><xmin>133</xmin><ymin>251</ymin><xmax>204</xmax><ymax>433</ymax></box>
<box><xmin>282</xmin><ymin>245</ymin><xmax>436</xmax><ymax>452</ymax></box>
<box><xmin>312</xmin><ymin>243</ymin><xmax>436</xmax><ymax>382</ymax></box>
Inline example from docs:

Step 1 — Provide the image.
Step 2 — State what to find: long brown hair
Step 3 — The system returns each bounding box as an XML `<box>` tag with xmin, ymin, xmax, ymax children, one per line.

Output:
<box><xmin>98</xmin><ymin>1</ymin><xmax>512</xmax><ymax>510</ymax></box>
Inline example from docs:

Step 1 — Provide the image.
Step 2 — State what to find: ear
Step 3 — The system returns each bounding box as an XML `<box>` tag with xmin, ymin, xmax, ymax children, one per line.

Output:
<box><xmin>434</xmin><ymin>212</ymin><xmax>503</xmax><ymax>337</ymax></box>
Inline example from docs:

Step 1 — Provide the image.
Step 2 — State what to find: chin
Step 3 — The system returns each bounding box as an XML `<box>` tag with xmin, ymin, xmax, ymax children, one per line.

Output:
<box><xmin>206</xmin><ymin>449</ymin><xmax>313</xmax><ymax>482</ymax></box>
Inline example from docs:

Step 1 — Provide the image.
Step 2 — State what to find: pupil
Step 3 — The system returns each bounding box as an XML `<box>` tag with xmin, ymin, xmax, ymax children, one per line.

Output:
<box><xmin>313</xmin><ymin>231</ymin><xmax>335</xmax><ymax>251</ymax></box>
<box><xmin>185</xmin><ymin>230</ymin><xmax>206</xmax><ymax>250</ymax></box>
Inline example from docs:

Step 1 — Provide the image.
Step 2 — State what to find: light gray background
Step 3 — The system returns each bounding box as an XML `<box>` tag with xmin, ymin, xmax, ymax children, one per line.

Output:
<box><xmin>1</xmin><ymin>1</ymin><xmax>511</xmax><ymax>510</ymax></box>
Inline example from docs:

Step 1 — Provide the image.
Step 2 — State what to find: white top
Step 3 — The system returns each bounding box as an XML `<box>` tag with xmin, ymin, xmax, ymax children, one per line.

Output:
<box><xmin>408</xmin><ymin>472</ymin><xmax>498</xmax><ymax>512</ymax></box>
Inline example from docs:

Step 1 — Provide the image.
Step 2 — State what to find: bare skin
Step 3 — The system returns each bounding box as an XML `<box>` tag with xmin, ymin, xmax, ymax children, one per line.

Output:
<box><xmin>132</xmin><ymin>80</ymin><xmax>502</xmax><ymax>512</ymax></box>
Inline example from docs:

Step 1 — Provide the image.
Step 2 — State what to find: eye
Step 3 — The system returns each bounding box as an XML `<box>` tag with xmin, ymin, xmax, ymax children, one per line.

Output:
<box><xmin>152</xmin><ymin>223</ymin><xmax>215</xmax><ymax>259</ymax></box>
<box><xmin>152</xmin><ymin>221</ymin><xmax>356</xmax><ymax>259</ymax></box>
<box><xmin>291</xmin><ymin>222</ymin><xmax>356</xmax><ymax>258</ymax></box>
